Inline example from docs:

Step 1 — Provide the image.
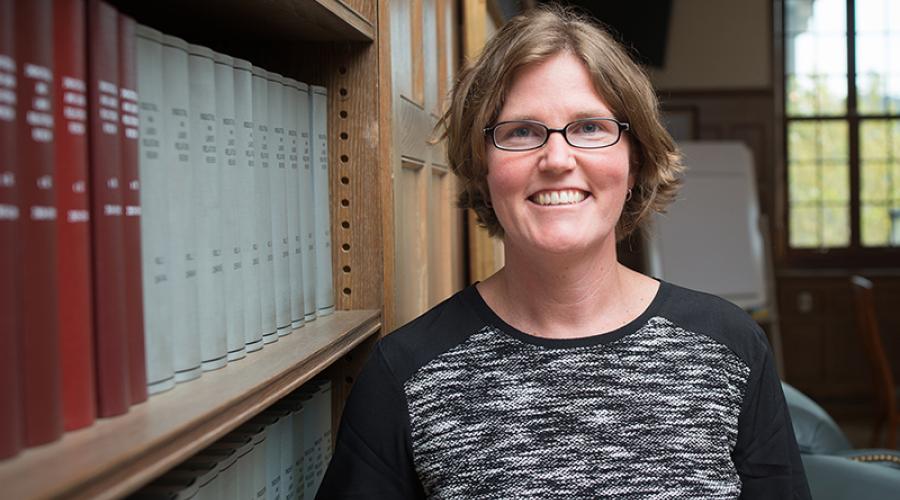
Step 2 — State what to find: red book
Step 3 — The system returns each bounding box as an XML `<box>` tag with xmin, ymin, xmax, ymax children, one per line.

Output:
<box><xmin>55</xmin><ymin>0</ymin><xmax>96</xmax><ymax>431</ymax></box>
<box><xmin>119</xmin><ymin>13</ymin><xmax>147</xmax><ymax>405</ymax></box>
<box><xmin>17</xmin><ymin>0</ymin><xmax>63</xmax><ymax>446</ymax></box>
<box><xmin>87</xmin><ymin>0</ymin><xmax>130</xmax><ymax>417</ymax></box>
<box><xmin>0</xmin><ymin>0</ymin><xmax>22</xmax><ymax>459</ymax></box>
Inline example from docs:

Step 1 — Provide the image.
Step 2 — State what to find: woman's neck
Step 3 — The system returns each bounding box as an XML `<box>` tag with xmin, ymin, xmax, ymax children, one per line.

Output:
<box><xmin>478</xmin><ymin>239</ymin><xmax>658</xmax><ymax>339</ymax></box>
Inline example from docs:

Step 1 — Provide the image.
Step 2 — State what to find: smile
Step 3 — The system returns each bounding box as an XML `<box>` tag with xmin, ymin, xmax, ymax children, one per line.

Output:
<box><xmin>528</xmin><ymin>189</ymin><xmax>589</xmax><ymax>206</ymax></box>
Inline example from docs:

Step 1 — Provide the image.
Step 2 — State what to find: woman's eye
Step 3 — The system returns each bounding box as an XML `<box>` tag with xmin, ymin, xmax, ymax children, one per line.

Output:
<box><xmin>576</xmin><ymin>121</ymin><xmax>604</xmax><ymax>135</ymax></box>
<box><xmin>511</xmin><ymin>127</ymin><xmax>533</xmax><ymax>137</ymax></box>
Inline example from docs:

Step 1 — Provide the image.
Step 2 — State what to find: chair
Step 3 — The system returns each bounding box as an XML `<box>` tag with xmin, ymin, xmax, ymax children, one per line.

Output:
<box><xmin>782</xmin><ymin>382</ymin><xmax>900</xmax><ymax>499</ymax></box>
<box><xmin>850</xmin><ymin>276</ymin><xmax>899</xmax><ymax>449</ymax></box>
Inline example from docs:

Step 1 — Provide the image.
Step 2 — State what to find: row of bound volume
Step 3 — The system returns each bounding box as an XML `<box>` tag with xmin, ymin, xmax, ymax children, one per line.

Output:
<box><xmin>0</xmin><ymin>0</ymin><xmax>336</xmax><ymax>460</ymax></box>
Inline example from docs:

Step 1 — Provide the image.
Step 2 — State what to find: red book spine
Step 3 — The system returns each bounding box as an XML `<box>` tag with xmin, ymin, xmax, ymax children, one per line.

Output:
<box><xmin>16</xmin><ymin>0</ymin><xmax>63</xmax><ymax>446</ymax></box>
<box><xmin>87</xmin><ymin>0</ymin><xmax>130</xmax><ymax>417</ymax></box>
<box><xmin>55</xmin><ymin>0</ymin><xmax>96</xmax><ymax>431</ymax></box>
<box><xmin>119</xmin><ymin>13</ymin><xmax>147</xmax><ymax>405</ymax></box>
<box><xmin>0</xmin><ymin>0</ymin><xmax>22</xmax><ymax>459</ymax></box>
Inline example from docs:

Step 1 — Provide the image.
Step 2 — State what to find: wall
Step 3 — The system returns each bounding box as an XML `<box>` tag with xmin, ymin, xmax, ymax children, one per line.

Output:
<box><xmin>649</xmin><ymin>0</ymin><xmax>770</xmax><ymax>91</ymax></box>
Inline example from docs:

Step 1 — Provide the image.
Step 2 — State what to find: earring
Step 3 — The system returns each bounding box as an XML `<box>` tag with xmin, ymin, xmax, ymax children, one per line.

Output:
<box><xmin>625</xmin><ymin>188</ymin><xmax>633</xmax><ymax>202</ymax></box>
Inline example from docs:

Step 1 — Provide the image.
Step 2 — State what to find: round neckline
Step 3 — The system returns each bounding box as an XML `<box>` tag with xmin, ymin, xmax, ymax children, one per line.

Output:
<box><xmin>463</xmin><ymin>279</ymin><xmax>671</xmax><ymax>349</ymax></box>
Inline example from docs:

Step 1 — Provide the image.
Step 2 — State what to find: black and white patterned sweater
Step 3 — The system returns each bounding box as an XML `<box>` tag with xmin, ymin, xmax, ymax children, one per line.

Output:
<box><xmin>318</xmin><ymin>281</ymin><xmax>810</xmax><ymax>499</ymax></box>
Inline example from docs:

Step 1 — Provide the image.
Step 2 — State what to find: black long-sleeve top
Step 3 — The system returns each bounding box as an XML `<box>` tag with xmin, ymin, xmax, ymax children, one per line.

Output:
<box><xmin>318</xmin><ymin>281</ymin><xmax>810</xmax><ymax>499</ymax></box>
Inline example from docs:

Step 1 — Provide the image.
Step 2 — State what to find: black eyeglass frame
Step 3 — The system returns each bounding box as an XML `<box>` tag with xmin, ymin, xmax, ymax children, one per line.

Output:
<box><xmin>483</xmin><ymin>117</ymin><xmax>630</xmax><ymax>151</ymax></box>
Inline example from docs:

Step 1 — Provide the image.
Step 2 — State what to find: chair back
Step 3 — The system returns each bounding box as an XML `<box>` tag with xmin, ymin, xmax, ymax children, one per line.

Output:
<box><xmin>849</xmin><ymin>276</ymin><xmax>896</xmax><ymax>418</ymax></box>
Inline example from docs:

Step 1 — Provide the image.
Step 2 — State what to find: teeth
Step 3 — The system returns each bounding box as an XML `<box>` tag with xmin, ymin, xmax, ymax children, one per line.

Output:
<box><xmin>532</xmin><ymin>190</ymin><xmax>586</xmax><ymax>206</ymax></box>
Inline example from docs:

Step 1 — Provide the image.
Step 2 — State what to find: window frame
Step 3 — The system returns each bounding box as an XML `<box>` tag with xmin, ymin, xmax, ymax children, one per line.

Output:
<box><xmin>779</xmin><ymin>0</ymin><xmax>900</xmax><ymax>268</ymax></box>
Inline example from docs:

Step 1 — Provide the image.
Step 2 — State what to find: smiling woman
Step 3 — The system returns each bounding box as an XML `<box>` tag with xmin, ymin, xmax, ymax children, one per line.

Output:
<box><xmin>318</xmin><ymin>5</ymin><xmax>811</xmax><ymax>499</ymax></box>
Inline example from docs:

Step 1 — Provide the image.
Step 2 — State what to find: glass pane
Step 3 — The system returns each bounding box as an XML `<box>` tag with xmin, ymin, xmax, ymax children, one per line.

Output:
<box><xmin>822</xmin><ymin>163</ymin><xmax>849</xmax><ymax>202</ymax></box>
<box><xmin>786</xmin><ymin>0</ymin><xmax>846</xmax><ymax>34</ymax></box>
<box><xmin>856</xmin><ymin>0</ymin><xmax>888</xmax><ymax>33</ymax></box>
<box><xmin>856</xmin><ymin>34</ymin><xmax>887</xmax><ymax>75</ymax></box>
<box><xmin>787</xmin><ymin>75</ymin><xmax>818</xmax><ymax>116</ymax></box>
<box><xmin>788</xmin><ymin>121</ymin><xmax>818</xmax><ymax>161</ymax></box>
<box><xmin>891</xmin><ymin>204</ymin><xmax>900</xmax><ymax>246</ymax></box>
<box><xmin>862</xmin><ymin>204</ymin><xmax>891</xmax><ymax>246</ymax></box>
<box><xmin>817</xmin><ymin>75</ymin><xmax>848</xmax><ymax>115</ymax></box>
<box><xmin>819</xmin><ymin>121</ymin><xmax>849</xmax><ymax>160</ymax></box>
<box><xmin>861</xmin><ymin>162</ymin><xmax>889</xmax><ymax>202</ymax></box>
<box><xmin>822</xmin><ymin>204</ymin><xmax>850</xmax><ymax>246</ymax></box>
<box><xmin>858</xmin><ymin>73</ymin><xmax>889</xmax><ymax>114</ymax></box>
<box><xmin>891</xmin><ymin>74</ymin><xmax>900</xmax><ymax>114</ymax></box>
<box><xmin>786</xmin><ymin>0</ymin><xmax>814</xmax><ymax>34</ymax></box>
<box><xmin>790</xmin><ymin>164</ymin><xmax>820</xmax><ymax>202</ymax></box>
<box><xmin>790</xmin><ymin>206</ymin><xmax>821</xmax><ymax>248</ymax></box>
<box><xmin>893</xmin><ymin>164</ymin><xmax>900</xmax><ymax>202</ymax></box>
<box><xmin>815</xmin><ymin>35</ymin><xmax>848</xmax><ymax>75</ymax></box>
<box><xmin>860</xmin><ymin>120</ymin><xmax>889</xmax><ymax>160</ymax></box>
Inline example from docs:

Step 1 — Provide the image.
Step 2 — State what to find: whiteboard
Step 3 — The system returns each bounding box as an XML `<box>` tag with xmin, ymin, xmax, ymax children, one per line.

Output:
<box><xmin>646</xmin><ymin>141</ymin><xmax>766</xmax><ymax>310</ymax></box>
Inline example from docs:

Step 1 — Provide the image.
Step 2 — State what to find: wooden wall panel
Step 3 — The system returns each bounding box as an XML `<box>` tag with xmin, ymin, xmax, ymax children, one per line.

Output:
<box><xmin>388</xmin><ymin>0</ymin><xmax>465</xmax><ymax>329</ymax></box>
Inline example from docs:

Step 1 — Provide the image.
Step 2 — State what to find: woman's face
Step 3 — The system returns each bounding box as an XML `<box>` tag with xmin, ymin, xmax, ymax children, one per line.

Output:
<box><xmin>486</xmin><ymin>51</ymin><xmax>633</xmax><ymax>258</ymax></box>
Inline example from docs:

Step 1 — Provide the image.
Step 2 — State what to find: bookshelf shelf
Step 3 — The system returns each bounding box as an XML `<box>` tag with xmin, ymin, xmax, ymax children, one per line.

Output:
<box><xmin>0</xmin><ymin>310</ymin><xmax>381</xmax><ymax>500</ymax></box>
<box><xmin>115</xmin><ymin>0</ymin><xmax>374</xmax><ymax>43</ymax></box>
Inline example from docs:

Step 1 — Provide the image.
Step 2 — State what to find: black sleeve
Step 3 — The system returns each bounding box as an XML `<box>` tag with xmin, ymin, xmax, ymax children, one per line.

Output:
<box><xmin>733</xmin><ymin>332</ymin><xmax>811</xmax><ymax>500</ymax></box>
<box><xmin>316</xmin><ymin>342</ymin><xmax>425</xmax><ymax>500</ymax></box>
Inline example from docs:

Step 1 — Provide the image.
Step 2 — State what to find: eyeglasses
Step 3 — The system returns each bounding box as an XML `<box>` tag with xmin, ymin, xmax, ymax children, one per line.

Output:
<box><xmin>484</xmin><ymin>117</ymin><xmax>630</xmax><ymax>151</ymax></box>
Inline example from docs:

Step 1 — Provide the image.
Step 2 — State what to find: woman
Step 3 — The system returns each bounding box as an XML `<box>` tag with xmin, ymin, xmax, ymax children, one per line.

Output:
<box><xmin>318</xmin><ymin>5</ymin><xmax>809</xmax><ymax>499</ymax></box>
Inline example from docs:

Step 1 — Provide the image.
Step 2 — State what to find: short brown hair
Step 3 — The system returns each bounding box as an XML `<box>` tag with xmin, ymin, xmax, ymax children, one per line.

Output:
<box><xmin>440</xmin><ymin>4</ymin><xmax>682</xmax><ymax>240</ymax></box>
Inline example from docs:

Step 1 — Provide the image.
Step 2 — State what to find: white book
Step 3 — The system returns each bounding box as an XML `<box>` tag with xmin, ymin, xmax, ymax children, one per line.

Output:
<box><xmin>179</xmin><ymin>454</ymin><xmax>221</xmax><ymax>500</ymax></box>
<box><xmin>135</xmin><ymin>25</ymin><xmax>174</xmax><ymax>395</ymax></box>
<box><xmin>281</xmin><ymin>393</ymin><xmax>311</xmax><ymax>500</ymax></box>
<box><xmin>233</xmin><ymin>423</ymin><xmax>268</xmax><ymax>500</ymax></box>
<box><xmin>266</xmin><ymin>72</ymin><xmax>291</xmax><ymax>337</ymax></box>
<box><xmin>311</xmin><ymin>381</ymin><xmax>332</xmax><ymax>492</ymax></box>
<box><xmin>251</xmin><ymin>67</ymin><xmax>277</xmax><ymax>344</ymax></box>
<box><xmin>297</xmin><ymin>84</ymin><xmax>316</xmax><ymax>322</ymax></box>
<box><xmin>188</xmin><ymin>44</ymin><xmax>227</xmax><ymax>371</ymax></box>
<box><xmin>233</xmin><ymin>58</ymin><xmax>262</xmax><ymax>353</ymax></box>
<box><xmin>282</xmin><ymin>78</ymin><xmax>305</xmax><ymax>331</ymax></box>
<box><xmin>221</xmin><ymin>433</ymin><xmax>253</xmax><ymax>500</ymax></box>
<box><xmin>217</xmin><ymin>447</ymin><xmax>240</xmax><ymax>500</ymax></box>
<box><xmin>213</xmin><ymin>51</ymin><xmax>246</xmax><ymax>362</ymax></box>
<box><xmin>309</xmin><ymin>86</ymin><xmax>334</xmax><ymax>316</ymax></box>
<box><xmin>252</xmin><ymin>414</ymin><xmax>282</xmax><ymax>500</ymax></box>
<box><xmin>267</xmin><ymin>404</ymin><xmax>296</xmax><ymax>500</ymax></box>
<box><xmin>161</xmin><ymin>34</ymin><xmax>201</xmax><ymax>383</ymax></box>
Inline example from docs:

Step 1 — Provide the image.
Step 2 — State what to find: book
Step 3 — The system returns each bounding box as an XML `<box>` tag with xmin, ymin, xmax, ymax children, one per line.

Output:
<box><xmin>118</xmin><ymin>12</ymin><xmax>147</xmax><ymax>405</ymax></box>
<box><xmin>262</xmin><ymin>403</ymin><xmax>295</xmax><ymax>500</ymax></box>
<box><xmin>309</xmin><ymin>86</ymin><xmax>334</xmax><ymax>316</ymax></box>
<box><xmin>231</xmin><ymin>422</ymin><xmax>268</xmax><ymax>500</ymax></box>
<box><xmin>87</xmin><ymin>0</ymin><xmax>130</xmax><ymax>417</ymax></box>
<box><xmin>135</xmin><ymin>24</ymin><xmax>175</xmax><ymax>395</ymax></box>
<box><xmin>161</xmin><ymin>34</ymin><xmax>201</xmax><ymax>383</ymax></box>
<box><xmin>54</xmin><ymin>0</ymin><xmax>95</xmax><ymax>431</ymax></box>
<box><xmin>249</xmin><ymin>413</ymin><xmax>282</xmax><ymax>500</ymax></box>
<box><xmin>233</xmin><ymin>57</ymin><xmax>262</xmax><ymax>353</ymax></box>
<box><xmin>188</xmin><ymin>43</ymin><xmax>227</xmax><ymax>372</ymax></box>
<box><xmin>214</xmin><ymin>51</ymin><xmax>246</xmax><ymax>362</ymax></box>
<box><xmin>296</xmin><ymin>83</ymin><xmax>317</xmax><ymax>323</ymax></box>
<box><xmin>251</xmin><ymin>67</ymin><xmax>277</xmax><ymax>345</ymax></box>
<box><xmin>0</xmin><ymin>0</ymin><xmax>22</xmax><ymax>459</ymax></box>
<box><xmin>283</xmin><ymin>78</ymin><xmax>306</xmax><ymax>331</ymax></box>
<box><xmin>18</xmin><ymin>0</ymin><xmax>63</xmax><ymax>446</ymax></box>
<box><xmin>266</xmin><ymin>72</ymin><xmax>292</xmax><ymax>337</ymax></box>
<box><xmin>218</xmin><ymin>433</ymin><xmax>254</xmax><ymax>500</ymax></box>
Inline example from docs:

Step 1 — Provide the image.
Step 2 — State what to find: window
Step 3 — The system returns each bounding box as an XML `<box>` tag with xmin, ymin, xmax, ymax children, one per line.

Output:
<box><xmin>784</xmin><ymin>0</ymin><xmax>900</xmax><ymax>262</ymax></box>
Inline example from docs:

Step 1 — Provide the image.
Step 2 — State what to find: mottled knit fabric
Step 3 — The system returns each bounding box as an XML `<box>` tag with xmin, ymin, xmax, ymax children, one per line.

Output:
<box><xmin>318</xmin><ymin>282</ymin><xmax>811</xmax><ymax>500</ymax></box>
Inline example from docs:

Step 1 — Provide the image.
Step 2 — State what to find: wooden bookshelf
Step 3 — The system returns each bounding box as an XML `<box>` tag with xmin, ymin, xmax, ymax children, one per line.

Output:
<box><xmin>0</xmin><ymin>310</ymin><xmax>380</xmax><ymax>499</ymax></box>
<box><xmin>1</xmin><ymin>0</ymin><xmax>391</xmax><ymax>497</ymax></box>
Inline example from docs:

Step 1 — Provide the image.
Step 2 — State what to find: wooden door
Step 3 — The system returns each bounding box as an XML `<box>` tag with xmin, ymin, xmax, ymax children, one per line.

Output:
<box><xmin>389</xmin><ymin>0</ymin><xmax>464</xmax><ymax>327</ymax></box>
